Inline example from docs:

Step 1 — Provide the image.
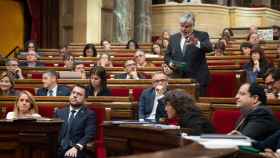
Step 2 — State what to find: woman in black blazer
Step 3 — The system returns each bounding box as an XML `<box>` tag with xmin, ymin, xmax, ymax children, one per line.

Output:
<box><xmin>86</xmin><ymin>66</ymin><xmax>111</xmax><ymax>96</ymax></box>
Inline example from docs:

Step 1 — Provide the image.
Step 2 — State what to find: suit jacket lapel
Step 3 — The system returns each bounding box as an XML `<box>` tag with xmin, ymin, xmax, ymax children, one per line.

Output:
<box><xmin>70</xmin><ymin>106</ymin><xmax>86</xmax><ymax>131</ymax></box>
<box><xmin>175</xmin><ymin>33</ymin><xmax>183</xmax><ymax>55</ymax></box>
<box><xmin>148</xmin><ymin>89</ymin><xmax>156</xmax><ymax>113</ymax></box>
<box><xmin>56</xmin><ymin>86</ymin><xmax>61</xmax><ymax>96</ymax></box>
<box><xmin>62</xmin><ymin>107</ymin><xmax>70</xmax><ymax>137</ymax></box>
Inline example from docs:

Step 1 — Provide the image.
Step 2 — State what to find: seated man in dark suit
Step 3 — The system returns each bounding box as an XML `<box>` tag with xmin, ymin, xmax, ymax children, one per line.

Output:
<box><xmin>19</xmin><ymin>50</ymin><xmax>44</xmax><ymax>67</ymax></box>
<box><xmin>37</xmin><ymin>71</ymin><xmax>71</xmax><ymax>96</ymax></box>
<box><xmin>138</xmin><ymin>72</ymin><xmax>168</xmax><ymax>122</ymax></box>
<box><xmin>55</xmin><ymin>84</ymin><xmax>96</xmax><ymax>158</ymax></box>
<box><xmin>229</xmin><ymin>82</ymin><xmax>280</xmax><ymax>141</ymax></box>
<box><xmin>114</xmin><ymin>60</ymin><xmax>146</xmax><ymax>79</ymax></box>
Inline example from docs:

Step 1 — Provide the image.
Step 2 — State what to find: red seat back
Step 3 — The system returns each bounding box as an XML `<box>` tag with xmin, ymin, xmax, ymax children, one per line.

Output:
<box><xmin>132</xmin><ymin>88</ymin><xmax>144</xmax><ymax>101</ymax></box>
<box><xmin>207</xmin><ymin>72</ymin><xmax>237</xmax><ymax>97</ymax></box>
<box><xmin>111</xmin><ymin>88</ymin><xmax>129</xmax><ymax>97</ymax></box>
<box><xmin>211</xmin><ymin>109</ymin><xmax>241</xmax><ymax>134</ymax></box>
<box><xmin>89</xmin><ymin>105</ymin><xmax>106</xmax><ymax>158</ymax></box>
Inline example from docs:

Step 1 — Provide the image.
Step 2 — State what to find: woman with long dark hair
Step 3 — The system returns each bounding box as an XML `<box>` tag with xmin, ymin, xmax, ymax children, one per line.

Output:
<box><xmin>162</xmin><ymin>89</ymin><xmax>214</xmax><ymax>135</ymax></box>
<box><xmin>244</xmin><ymin>45</ymin><xmax>271</xmax><ymax>83</ymax></box>
<box><xmin>86</xmin><ymin>66</ymin><xmax>111</xmax><ymax>96</ymax></box>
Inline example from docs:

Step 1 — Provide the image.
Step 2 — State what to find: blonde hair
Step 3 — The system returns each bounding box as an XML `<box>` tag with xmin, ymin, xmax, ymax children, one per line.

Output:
<box><xmin>14</xmin><ymin>90</ymin><xmax>38</xmax><ymax>116</ymax></box>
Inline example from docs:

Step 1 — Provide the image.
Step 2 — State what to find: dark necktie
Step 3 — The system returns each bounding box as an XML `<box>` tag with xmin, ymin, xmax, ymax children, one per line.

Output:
<box><xmin>48</xmin><ymin>90</ymin><xmax>53</xmax><ymax>96</ymax></box>
<box><xmin>61</xmin><ymin>110</ymin><xmax>76</xmax><ymax>149</ymax></box>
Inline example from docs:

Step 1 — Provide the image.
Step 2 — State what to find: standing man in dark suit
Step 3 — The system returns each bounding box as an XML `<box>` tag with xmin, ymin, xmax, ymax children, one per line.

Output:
<box><xmin>55</xmin><ymin>84</ymin><xmax>96</xmax><ymax>158</ymax></box>
<box><xmin>37</xmin><ymin>71</ymin><xmax>71</xmax><ymax>96</ymax></box>
<box><xmin>229</xmin><ymin>83</ymin><xmax>280</xmax><ymax>141</ymax></box>
<box><xmin>165</xmin><ymin>12</ymin><xmax>212</xmax><ymax>96</ymax></box>
<box><xmin>138</xmin><ymin>72</ymin><xmax>168</xmax><ymax>122</ymax></box>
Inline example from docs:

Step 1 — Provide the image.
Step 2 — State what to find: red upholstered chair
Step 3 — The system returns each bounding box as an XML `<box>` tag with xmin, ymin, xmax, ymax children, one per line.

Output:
<box><xmin>24</xmin><ymin>72</ymin><xmax>43</xmax><ymax>79</ymax></box>
<box><xmin>132</xmin><ymin>88</ymin><xmax>145</xmax><ymax>101</ymax></box>
<box><xmin>88</xmin><ymin>106</ymin><xmax>107</xmax><ymax>158</ymax></box>
<box><xmin>1</xmin><ymin>104</ymin><xmax>14</xmax><ymax>118</ymax></box>
<box><xmin>38</xmin><ymin>104</ymin><xmax>64</xmax><ymax>118</ymax></box>
<box><xmin>274</xmin><ymin>111</ymin><xmax>280</xmax><ymax>122</ymax></box>
<box><xmin>111</xmin><ymin>88</ymin><xmax>129</xmax><ymax>97</ymax></box>
<box><xmin>211</xmin><ymin>109</ymin><xmax>241</xmax><ymax>134</ymax></box>
<box><xmin>15</xmin><ymin>88</ymin><xmax>36</xmax><ymax>95</ymax></box>
<box><xmin>206</xmin><ymin>72</ymin><xmax>237</xmax><ymax>97</ymax></box>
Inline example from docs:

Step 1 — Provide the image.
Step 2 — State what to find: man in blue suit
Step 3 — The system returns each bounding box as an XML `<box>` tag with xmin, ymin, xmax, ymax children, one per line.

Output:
<box><xmin>165</xmin><ymin>12</ymin><xmax>212</xmax><ymax>96</ymax></box>
<box><xmin>37</xmin><ymin>71</ymin><xmax>71</xmax><ymax>96</ymax></box>
<box><xmin>138</xmin><ymin>72</ymin><xmax>168</xmax><ymax>122</ymax></box>
<box><xmin>55</xmin><ymin>84</ymin><xmax>96</xmax><ymax>158</ymax></box>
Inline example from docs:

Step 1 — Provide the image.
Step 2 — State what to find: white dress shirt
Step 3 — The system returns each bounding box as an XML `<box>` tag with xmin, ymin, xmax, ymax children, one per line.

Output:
<box><xmin>48</xmin><ymin>85</ymin><xmax>58</xmax><ymax>96</ymax></box>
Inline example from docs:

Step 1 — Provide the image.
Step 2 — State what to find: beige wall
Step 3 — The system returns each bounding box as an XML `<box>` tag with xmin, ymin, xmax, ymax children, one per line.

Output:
<box><xmin>152</xmin><ymin>4</ymin><xmax>280</xmax><ymax>38</ymax></box>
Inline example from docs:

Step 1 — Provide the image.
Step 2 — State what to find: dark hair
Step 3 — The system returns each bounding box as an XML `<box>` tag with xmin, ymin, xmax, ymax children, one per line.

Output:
<box><xmin>24</xmin><ymin>40</ymin><xmax>38</xmax><ymax>52</ymax></box>
<box><xmin>249</xmin><ymin>45</ymin><xmax>269</xmax><ymax>68</ymax></box>
<box><xmin>163</xmin><ymin>90</ymin><xmax>201</xmax><ymax>119</ymax></box>
<box><xmin>240</xmin><ymin>42</ymin><xmax>253</xmax><ymax>52</ymax></box>
<box><xmin>0</xmin><ymin>71</ymin><xmax>16</xmax><ymax>95</ymax></box>
<box><xmin>267</xmin><ymin>68</ymin><xmax>280</xmax><ymax>81</ymax></box>
<box><xmin>83</xmin><ymin>43</ymin><xmax>97</xmax><ymax>57</ymax></box>
<box><xmin>126</xmin><ymin>40</ymin><xmax>139</xmax><ymax>49</ymax></box>
<box><xmin>73</xmin><ymin>84</ymin><xmax>88</xmax><ymax>98</ymax></box>
<box><xmin>248</xmin><ymin>83</ymin><xmax>267</xmax><ymax>105</ymax></box>
<box><xmin>89</xmin><ymin>66</ymin><xmax>108</xmax><ymax>93</ymax></box>
<box><xmin>222</xmin><ymin>28</ymin><xmax>234</xmax><ymax>36</ymax></box>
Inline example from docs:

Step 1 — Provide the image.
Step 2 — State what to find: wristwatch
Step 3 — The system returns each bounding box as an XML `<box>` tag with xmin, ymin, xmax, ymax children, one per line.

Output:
<box><xmin>73</xmin><ymin>144</ymin><xmax>82</xmax><ymax>151</ymax></box>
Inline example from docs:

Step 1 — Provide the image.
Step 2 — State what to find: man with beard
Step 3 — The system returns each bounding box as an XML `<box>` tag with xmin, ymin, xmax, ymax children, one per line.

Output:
<box><xmin>55</xmin><ymin>85</ymin><xmax>96</xmax><ymax>158</ymax></box>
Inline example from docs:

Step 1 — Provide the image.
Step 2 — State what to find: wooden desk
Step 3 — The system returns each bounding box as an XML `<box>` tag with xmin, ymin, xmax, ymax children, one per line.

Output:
<box><xmin>103</xmin><ymin>122</ymin><xmax>193</xmax><ymax>156</ymax></box>
<box><xmin>0</xmin><ymin>119</ymin><xmax>63</xmax><ymax>158</ymax></box>
<box><xmin>114</xmin><ymin>143</ymin><xmax>238</xmax><ymax>158</ymax></box>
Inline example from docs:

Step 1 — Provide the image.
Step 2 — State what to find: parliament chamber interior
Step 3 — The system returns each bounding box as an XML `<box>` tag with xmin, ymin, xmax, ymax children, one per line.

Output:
<box><xmin>1</xmin><ymin>0</ymin><xmax>280</xmax><ymax>158</ymax></box>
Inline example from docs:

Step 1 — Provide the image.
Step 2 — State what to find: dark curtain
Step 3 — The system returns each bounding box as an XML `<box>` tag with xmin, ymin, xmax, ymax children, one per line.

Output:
<box><xmin>26</xmin><ymin>0</ymin><xmax>59</xmax><ymax>48</ymax></box>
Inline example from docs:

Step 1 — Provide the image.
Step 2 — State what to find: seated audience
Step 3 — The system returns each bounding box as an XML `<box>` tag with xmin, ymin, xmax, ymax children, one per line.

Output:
<box><xmin>58</xmin><ymin>45</ymin><xmax>69</xmax><ymax>57</ymax></box>
<box><xmin>96</xmin><ymin>52</ymin><xmax>113</xmax><ymax>68</ymax></box>
<box><xmin>213</xmin><ymin>41</ymin><xmax>225</xmax><ymax>56</ymax></box>
<box><xmin>55</xmin><ymin>84</ymin><xmax>96</xmax><ymax>158</ymax></box>
<box><xmin>126</xmin><ymin>40</ymin><xmax>139</xmax><ymax>50</ymax></box>
<box><xmin>161</xmin><ymin>31</ymin><xmax>170</xmax><ymax>40</ymax></box>
<box><xmin>101</xmin><ymin>39</ymin><xmax>111</xmax><ymax>50</ymax></box>
<box><xmin>163</xmin><ymin>89</ymin><xmax>214</xmax><ymax>134</ymax></box>
<box><xmin>19</xmin><ymin>50</ymin><xmax>44</xmax><ymax>67</ymax></box>
<box><xmin>5</xmin><ymin>59</ymin><xmax>24</xmax><ymax>79</ymax></box>
<box><xmin>6</xmin><ymin>90</ymin><xmax>41</xmax><ymax>119</ymax></box>
<box><xmin>37</xmin><ymin>71</ymin><xmax>71</xmax><ymax>96</ymax></box>
<box><xmin>247</xmin><ymin>32</ymin><xmax>261</xmax><ymax>45</ymax></box>
<box><xmin>74</xmin><ymin>63</ymin><xmax>87</xmax><ymax>79</ymax></box>
<box><xmin>138</xmin><ymin>72</ymin><xmax>169</xmax><ymax>122</ymax></box>
<box><xmin>86</xmin><ymin>66</ymin><xmax>111</xmax><ymax>96</ymax></box>
<box><xmin>264</xmin><ymin>68</ymin><xmax>280</xmax><ymax>99</ymax></box>
<box><xmin>24</xmin><ymin>40</ymin><xmax>38</xmax><ymax>52</ymax></box>
<box><xmin>134</xmin><ymin>49</ymin><xmax>155</xmax><ymax>67</ymax></box>
<box><xmin>240</xmin><ymin>42</ymin><xmax>253</xmax><ymax>56</ymax></box>
<box><xmin>114</xmin><ymin>60</ymin><xmax>146</xmax><ymax>79</ymax></box>
<box><xmin>249</xmin><ymin>25</ymin><xmax>258</xmax><ymax>34</ymax></box>
<box><xmin>0</xmin><ymin>72</ymin><xmax>19</xmax><ymax>96</ymax></box>
<box><xmin>243</xmin><ymin>45</ymin><xmax>271</xmax><ymax>83</ymax></box>
<box><xmin>222</xmin><ymin>28</ymin><xmax>234</xmax><ymax>38</ymax></box>
<box><xmin>63</xmin><ymin>54</ymin><xmax>75</xmax><ymax>70</ymax></box>
<box><xmin>229</xmin><ymin>83</ymin><xmax>280</xmax><ymax>141</ymax></box>
<box><xmin>273</xmin><ymin>25</ymin><xmax>280</xmax><ymax>40</ymax></box>
<box><xmin>151</xmin><ymin>43</ymin><xmax>162</xmax><ymax>55</ymax></box>
<box><xmin>83</xmin><ymin>43</ymin><xmax>97</xmax><ymax>57</ymax></box>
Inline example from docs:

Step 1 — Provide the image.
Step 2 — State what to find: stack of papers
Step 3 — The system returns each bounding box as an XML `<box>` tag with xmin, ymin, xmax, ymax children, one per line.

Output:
<box><xmin>182</xmin><ymin>133</ymin><xmax>252</xmax><ymax>149</ymax></box>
